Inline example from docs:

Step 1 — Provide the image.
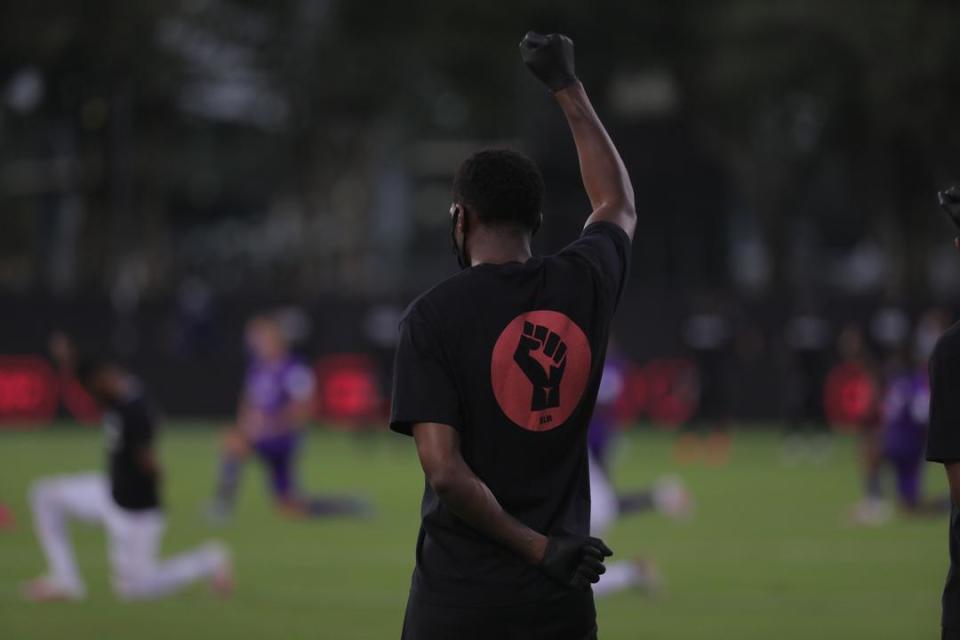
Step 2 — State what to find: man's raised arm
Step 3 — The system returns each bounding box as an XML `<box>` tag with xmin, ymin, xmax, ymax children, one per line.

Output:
<box><xmin>520</xmin><ymin>32</ymin><xmax>636</xmax><ymax>240</ymax></box>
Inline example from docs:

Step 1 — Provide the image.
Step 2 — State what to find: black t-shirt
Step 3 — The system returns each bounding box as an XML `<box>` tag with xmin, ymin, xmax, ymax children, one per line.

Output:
<box><xmin>390</xmin><ymin>222</ymin><xmax>631</xmax><ymax>607</ymax></box>
<box><xmin>104</xmin><ymin>390</ymin><xmax>161</xmax><ymax>511</ymax></box>
<box><xmin>927</xmin><ymin>321</ymin><xmax>960</xmax><ymax>630</ymax></box>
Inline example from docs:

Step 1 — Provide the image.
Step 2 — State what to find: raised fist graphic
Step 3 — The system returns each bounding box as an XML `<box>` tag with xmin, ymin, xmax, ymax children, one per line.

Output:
<box><xmin>513</xmin><ymin>321</ymin><xmax>567</xmax><ymax>411</ymax></box>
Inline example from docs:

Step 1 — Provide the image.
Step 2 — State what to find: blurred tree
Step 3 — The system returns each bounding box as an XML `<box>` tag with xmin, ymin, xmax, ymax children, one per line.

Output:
<box><xmin>1</xmin><ymin>0</ymin><xmax>959</xmax><ymax>299</ymax></box>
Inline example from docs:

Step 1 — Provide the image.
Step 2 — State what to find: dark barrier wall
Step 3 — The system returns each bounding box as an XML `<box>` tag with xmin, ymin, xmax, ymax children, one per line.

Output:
<box><xmin>0</xmin><ymin>290</ymin><xmax>948</xmax><ymax>424</ymax></box>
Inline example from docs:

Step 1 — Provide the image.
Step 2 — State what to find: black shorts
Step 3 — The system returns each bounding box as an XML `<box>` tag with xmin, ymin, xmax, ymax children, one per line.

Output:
<box><xmin>401</xmin><ymin>589</ymin><xmax>597</xmax><ymax>640</ymax></box>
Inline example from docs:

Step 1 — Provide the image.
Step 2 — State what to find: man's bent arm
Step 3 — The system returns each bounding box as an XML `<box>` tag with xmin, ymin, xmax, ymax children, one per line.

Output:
<box><xmin>412</xmin><ymin>422</ymin><xmax>547</xmax><ymax>564</ymax></box>
<box><xmin>555</xmin><ymin>82</ymin><xmax>637</xmax><ymax>240</ymax></box>
<box><xmin>945</xmin><ymin>463</ymin><xmax>960</xmax><ymax>507</ymax></box>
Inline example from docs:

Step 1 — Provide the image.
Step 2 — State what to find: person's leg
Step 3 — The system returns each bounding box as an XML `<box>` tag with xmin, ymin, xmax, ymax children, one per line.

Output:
<box><xmin>25</xmin><ymin>473</ymin><xmax>112</xmax><ymax>599</ymax></box>
<box><xmin>849</xmin><ymin>436</ymin><xmax>893</xmax><ymax>526</ymax></box>
<box><xmin>209</xmin><ymin>430</ymin><xmax>249</xmax><ymax>521</ymax></box>
<box><xmin>896</xmin><ymin>454</ymin><xmax>950</xmax><ymax>515</ymax></box>
<box><xmin>258</xmin><ymin>433</ymin><xmax>368</xmax><ymax>518</ymax></box>
<box><xmin>588</xmin><ymin>456</ymin><xmax>660</xmax><ymax>598</ymax></box>
<box><xmin>863</xmin><ymin>436</ymin><xmax>884</xmax><ymax>501</ymax></box>
<box><xmin>588</xmin><ymin>454</ymin><xmax>618</xmax><ymax>537</ymax></box>
<box><xmin>616</xmin><ymin>476</ymin><xmax>694</xmax><ymax>521</ymax></box>
<box><xmin>109</xmin><ymin>510</ymin><xmax>231</xmax><ymax>600</ymax></box>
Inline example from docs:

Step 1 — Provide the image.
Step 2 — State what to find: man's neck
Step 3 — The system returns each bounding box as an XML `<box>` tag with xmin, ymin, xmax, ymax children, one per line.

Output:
<box><xmin>468</xmin><ymin>227</ymin><xmax>532</xmax><ymax>267</ymax></box>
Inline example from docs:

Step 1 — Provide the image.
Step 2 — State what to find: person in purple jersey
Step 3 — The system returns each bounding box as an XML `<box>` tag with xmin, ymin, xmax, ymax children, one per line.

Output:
<box><xmin>208</xmin><ymin>314</ymin><xmax>368</xmax><ymax>521</ymax></box>
<box><xmin>851</xmin><ymin>325</ymin><xmax>949</xmax><ymax>526</ymax></box>
<box><xmin>881</xmin><ymin>368</ymin><xmax>931</xmax><ymax>506</ymax></box>
<box><xmin>588</xmin><ymin>345</ymin><xmax>692</xmax><ymax>597</ymax></box>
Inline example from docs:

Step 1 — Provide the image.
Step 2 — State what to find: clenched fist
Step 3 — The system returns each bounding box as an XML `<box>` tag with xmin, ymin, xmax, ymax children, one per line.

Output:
<box><xmin>513</xmin><ymin>321</ymin><xmax>568</xmax><ymax>411</ymax></box>
<box><xmin>519</xmin><ymin>32</ymin><xmax>577</xmax><ymax>93</ymax></box>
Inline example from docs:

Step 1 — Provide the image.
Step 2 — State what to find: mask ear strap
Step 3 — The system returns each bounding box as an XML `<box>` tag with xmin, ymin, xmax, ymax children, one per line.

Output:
<box><xmin>451</xmin><ymin>205</ymin><xmax>470</xmax><ymax>269</ymax></box>
<box><xmin>459</xmin><ymin>207</ymin><xmax>470</xmax><ymax>268</ymax></box>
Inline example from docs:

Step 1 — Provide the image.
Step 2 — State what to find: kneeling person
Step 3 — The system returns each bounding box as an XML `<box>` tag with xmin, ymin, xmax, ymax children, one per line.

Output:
<box><xmin>23</xmin><ymin>337</ymin><xmax>231</xmax><ymax>601</ymax></box>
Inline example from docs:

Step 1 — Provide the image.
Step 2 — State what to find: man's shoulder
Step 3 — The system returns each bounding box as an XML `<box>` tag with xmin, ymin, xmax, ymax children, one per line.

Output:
<box><xmin>556</xmin><ymin>221</ymin><xmax>631</xmax><ymax>256</ymax></box>
<box><xmin>401</xmin><ymin>270</ymin><xmax>475</xmax><ymax>326</ymax></box>
<box><xmin>934</xmin><ymin>321</ymin><xmax>960</xmax><ymax>362</ymax></box>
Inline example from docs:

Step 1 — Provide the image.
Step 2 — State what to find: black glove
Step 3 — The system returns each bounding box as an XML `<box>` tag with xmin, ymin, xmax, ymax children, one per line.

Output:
<box><xmin>538</xmin><ymin>534</ymin><xmax>613</xmax><ymax>591</ymax></box>
<box><xmin>939</xmin><ymin>186</ymin><xmax>960</xmax><ymax>231</ymax></box>
<box><xmin>519</xmin><ymin>32</ymin><xmax>577</xmax><ymax>92</ymax></box>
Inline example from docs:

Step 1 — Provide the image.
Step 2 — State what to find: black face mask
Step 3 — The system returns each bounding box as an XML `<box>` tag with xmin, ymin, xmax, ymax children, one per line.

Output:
<box><xmin>451</xmin><ymin>205</ymin><xmax>470</xmax><ymax>270</ymax></box>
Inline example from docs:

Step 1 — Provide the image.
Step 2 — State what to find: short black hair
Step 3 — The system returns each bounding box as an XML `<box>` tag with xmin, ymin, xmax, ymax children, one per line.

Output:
<box><xmin>452</xmin><ymin>149</ymin><xmax>544</xmax><ymax>233</ymax></box>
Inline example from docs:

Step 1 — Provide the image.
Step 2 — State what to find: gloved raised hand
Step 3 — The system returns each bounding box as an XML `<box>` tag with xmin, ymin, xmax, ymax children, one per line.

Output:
<box><xmin>519</xmin><ymin>32</ymin><xmax>578</xmax><ymax>92</ymax></box>
<box><xmin>538</xmin><ymin>534</ymin><xmax>613</xmax><ymax>591</ymax></box>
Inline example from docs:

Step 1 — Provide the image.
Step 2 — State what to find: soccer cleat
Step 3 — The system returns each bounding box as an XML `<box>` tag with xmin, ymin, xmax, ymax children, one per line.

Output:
<box><xmin>594</xmin><ymin>557</ymin><xmax>663</xmax><ymax>598</ymax></box>
<box><xmin>209</xmin><ymin>544</ymin><xmax>234</xmax><ymax>598</ymax></box>
<box><xmin>0</xmin><ymin>502</ymin><xmax>15</xmax><ymax>530</ymax></box>
<box><xmin>847</xmin><ymin>498</ymin><xmax>894</xmax><ymax>527</ymax></box>
<box><xmin>20</xmin><ymin>577</ymin><xmax>84</xmax><ymax>602</ymax></box>
<box><xmin>652</xmin><ymin>475</ymin><xmax>694</xmax><ymax>521</ymax></box>
<box><xmin>628</xmin><ymin>558</ymin><xmax>663</xmax><ymax>596</ymax></box>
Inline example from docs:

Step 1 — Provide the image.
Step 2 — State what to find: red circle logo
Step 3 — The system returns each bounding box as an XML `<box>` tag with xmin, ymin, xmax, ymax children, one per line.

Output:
<box><xmin>490</xmin><ymin>310</ymin><xmax>592</xmax><ymax>431</ymax></box>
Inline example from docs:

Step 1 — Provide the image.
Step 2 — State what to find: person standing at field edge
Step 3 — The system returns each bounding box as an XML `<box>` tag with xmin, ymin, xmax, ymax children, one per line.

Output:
<box><xmin>926</xmin><ymin>186</ymin><xmax>960</xmax><ymax>640</ymax></box>
<box><xmin>389</xmin><ymin>33</ymin><xmax>635</xmax><ymax>639</ymax></box>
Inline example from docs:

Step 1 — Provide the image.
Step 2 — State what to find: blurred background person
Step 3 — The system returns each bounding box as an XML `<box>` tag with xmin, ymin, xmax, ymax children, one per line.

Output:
<box><xmin>781</xmin><ymin>298</ymin><xmax>833</xmax><ymax>464</ymax></box>
<box><xmin>850</xmin><ymin>310</ymin><xmax>951</xmax><ymax>525</ymax></box>
<box><xmin>589</xmin><ymin>343</ymin><xmax>692</xmax><ymax>597</ymax></box>
<box><xmin>208</xmin><ymin>314</ymin><xmax>368</xmax><ymax>521</ymax></box>
<box><xmin>23</xmin><ymin>334</ymin><xmax>232</xmax><ymax>601</ymax></box>
<box><xmin>675</xmin><ymin>291</ymin><xmax>735</xmax><ymax>465</ymax></box>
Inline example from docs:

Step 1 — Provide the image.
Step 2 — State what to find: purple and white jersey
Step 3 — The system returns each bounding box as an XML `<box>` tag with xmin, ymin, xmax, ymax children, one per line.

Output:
<box><xmin>244</xmin><ymin>356</ymin><xmax>315</xmax><ymax>438</ymax></box>
<box><xmin>881</xmin><ymin>369</ymin><xmax>929</xmax><ymax>460</ymax></box>
<box><xmin>588</xmin><ymin>355</ymin><xmax>627</xmax><ymax>464</ymax></box>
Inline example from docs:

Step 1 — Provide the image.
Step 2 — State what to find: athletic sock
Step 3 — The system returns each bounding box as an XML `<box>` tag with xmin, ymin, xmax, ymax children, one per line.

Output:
<box><xmin>617</xmin><ymin>491</ymin><xmax>655</xmax><ymax>515</ymax></box>
<box><xmin>213</xmin><ymin>458</ymin><xmax>242</xmax><ymax>511</ymax></box>
<box><xmin>866</xmin><ymin>471</ymin><xmax>883</xmax><ymax>500</ymax></box>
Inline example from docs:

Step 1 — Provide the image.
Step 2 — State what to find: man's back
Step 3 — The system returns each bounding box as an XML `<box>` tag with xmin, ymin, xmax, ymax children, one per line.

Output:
<box><xmin>391</xmin><ymin>222</ymin><xmax>630</xmax><ymax>605</ymax></box>
<box><xmin>393</xmin><ymin>33</ymin><xmax>636</xmax><ymax>639</ymax></box>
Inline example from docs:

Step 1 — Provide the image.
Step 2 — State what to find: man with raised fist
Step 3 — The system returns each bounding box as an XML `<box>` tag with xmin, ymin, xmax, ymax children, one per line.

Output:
<box><xmin>390</xmin><ymin>32</ymin><xmax>636</xmax><ymax>638</ymax></box>
<box><xmin>927</xmin><ymin>186</ymin><xmax>960</xmax><ymax>640</ymax></box>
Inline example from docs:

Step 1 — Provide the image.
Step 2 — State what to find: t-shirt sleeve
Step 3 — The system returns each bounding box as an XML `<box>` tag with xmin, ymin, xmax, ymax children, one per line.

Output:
<box><xmin>927</xmin><ymin>351</ymin><xmax>960</xmax><ymax>463</ymax></box>
<box><xmin>558</xmin><ymin>221</ymin><xmax>632</xmax><ymax>311</ymax></box>
<box><xmin>389</xmin><ymin>300</ymin><xmax>461</xmax><ymax>436</ymax></box>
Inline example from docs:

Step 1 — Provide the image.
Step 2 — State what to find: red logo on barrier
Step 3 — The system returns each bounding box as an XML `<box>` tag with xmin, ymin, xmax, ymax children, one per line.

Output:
<box><xmin>824</xmin><ymin>361</ymin><xmax>878</xmax><ymax>433</ymax></box>
<box><xmin>491</xmin><ymin>310</ymin><xmax>592</xmax><ymax>431</ymax></box>
<box><xmin>0</xmin><ymin>357</ymin><xmax>59</xmax><ymax>425</ymax></box>
<box><xmin>642</xmin><ymin>358</ymin><xmax>700</xmax><ymax>428</ymax></box>
<box><xmin>314</xmin><ymin>354</ymin><xmax>382</xmax><ymax>426</ymax></box>
<box><xmin>613</xmin><ymin>363</ymin><xmax>646</xmax><ymax>424</ymax></box>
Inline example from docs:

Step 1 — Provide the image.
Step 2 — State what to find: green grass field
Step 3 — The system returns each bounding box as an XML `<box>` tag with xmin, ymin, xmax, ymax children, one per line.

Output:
<box><xmin>0</xmin><ymin>425</ymin><xmax>946</xmax><ymax>639</ymax></box>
